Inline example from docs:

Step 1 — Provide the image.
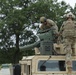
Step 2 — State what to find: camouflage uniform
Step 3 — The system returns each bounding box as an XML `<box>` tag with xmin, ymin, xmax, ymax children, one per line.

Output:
<box><xmin>60</xmin><ymin>12</ymin><xmax>76</xmax><ymax>73</ymax></box>
<box><xmin>40</xmin><ymin>17</ymin><xmax>59</xmax><ymax>36</ymax></box>
<box><xmin>60</xmin><ymin>12</ymin><xmax>76</xmax><ymax>55</ymax></box>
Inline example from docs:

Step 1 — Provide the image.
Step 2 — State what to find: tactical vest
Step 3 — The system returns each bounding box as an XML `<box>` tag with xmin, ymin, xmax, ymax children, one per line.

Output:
<box><xmin>62</xmin><ymin>21</ymin><xmax>76</xmax><ymax>37</ymax></box>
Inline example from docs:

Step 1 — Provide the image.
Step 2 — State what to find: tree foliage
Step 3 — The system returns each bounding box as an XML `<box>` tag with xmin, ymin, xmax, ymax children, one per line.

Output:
<box><xmin>0</xmin><ymin>0</ymin><xmax>75</xmax><ymax>64</ymax></box>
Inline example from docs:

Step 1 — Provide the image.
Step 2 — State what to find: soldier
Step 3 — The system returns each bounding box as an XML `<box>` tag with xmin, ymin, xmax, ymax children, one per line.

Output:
<box><xmin>59</xmin><ymin>12</ymin><xmax>76</xmax><ymax>74</ymax></box>
<box><xmin>40</xmin><ymin>16</ymin><xmax>59</xmax><ymax>50</ymax></box>
<box><xmin>60</xmin><ymin>12</ymin><xmax>76</xmax><ymax>55</ymax></box>
<box><xmin>34</xmin><ymin>17</ymin><xmax>59</xmax><ymax>55</ymax></box>
<box><xmin>40</xmin><ymin>16</ymin><xmax>59</xmax><ymax>36</ymax></box>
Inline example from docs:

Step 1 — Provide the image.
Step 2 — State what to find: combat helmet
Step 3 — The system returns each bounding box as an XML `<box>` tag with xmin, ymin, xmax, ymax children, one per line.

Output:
<box><xmin>40</xmin><ymin>16</ymin><xmax>46</xmax><ymax>23</ymax></box>
<box><xmin>66</xmin><ymin>12</ymin><xmax>75</xmax><ymax>19</ymax></box>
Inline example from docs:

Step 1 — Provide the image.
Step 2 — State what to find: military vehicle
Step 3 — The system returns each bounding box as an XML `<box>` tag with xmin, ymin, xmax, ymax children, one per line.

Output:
<box><xmin>19</xmin><ymin>28</ymin><xmax>76</xmax><ymax>75</ymax></box>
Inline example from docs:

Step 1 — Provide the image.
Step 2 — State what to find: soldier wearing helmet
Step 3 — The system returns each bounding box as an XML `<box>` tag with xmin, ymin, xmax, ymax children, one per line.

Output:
<box><xmin>40</xmin><ymin>16</ymin><xmax>59</xmax><ymax>37</ymax></box>
<box><xmin>59</xmin><ymin>12</ymin><xmax>76</xmax><ymax>72</ymax></box>
<box><xmin>60</xmin><ymin>12</ymin><xmax>76</xmax><ymax>55</ymax></box>
<box><xmin>33</xmin><ymin>16</ymin><xmax>58</xmax><ymax>55</ymax></box>
<box><xmin>60</xmin><ymin>12</ymin><xmax>76</xmax><ymax>68</ymax></box>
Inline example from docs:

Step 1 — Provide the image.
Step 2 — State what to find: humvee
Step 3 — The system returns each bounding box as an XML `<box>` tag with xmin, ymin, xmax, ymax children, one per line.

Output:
<box><xmin>19</xmin><ymin>28</ymin><xmax>76</xmax><ymax>75</ymax></box>
<box><xmin>19</xmin><ymin>55</ymin><xmax>76</xmax><ymax>75</ymax></box>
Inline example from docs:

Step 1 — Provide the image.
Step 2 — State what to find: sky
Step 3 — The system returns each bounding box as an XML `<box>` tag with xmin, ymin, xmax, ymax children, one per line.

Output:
<box><xmin>58</xmin><ymin>0</ymin><xmax>76</xmax><ymax>8</ymax></box>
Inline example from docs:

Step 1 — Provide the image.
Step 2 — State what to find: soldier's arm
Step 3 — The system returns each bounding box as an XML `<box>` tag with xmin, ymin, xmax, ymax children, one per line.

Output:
<box><xmin>59</xmin><ymin>22</ymin><xmax>65</xmax><ymax>34</ymax></box>
<box><xmin>50</xmin><ymin>20</ymin><xmax>59</xmax><ymax>35</ymax></box>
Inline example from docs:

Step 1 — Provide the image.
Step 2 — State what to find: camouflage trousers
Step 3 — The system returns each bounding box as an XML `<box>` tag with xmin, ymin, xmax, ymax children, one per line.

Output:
<box><xmin>63</xmin><ymin>37</ymin><xmax>76</xmax><ymax>73</ymax></box>
<box><xmin>63</xmin><ymin>37</ymin><xmax>76</xmax><ymax>55</ymax></box>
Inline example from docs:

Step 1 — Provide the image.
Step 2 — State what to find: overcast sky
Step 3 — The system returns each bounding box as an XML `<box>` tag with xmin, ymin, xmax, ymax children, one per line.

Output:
<box><xmin>58</xmin><ymin>0</ymin><xmax>76</xmax><ymax>8</ymax></box>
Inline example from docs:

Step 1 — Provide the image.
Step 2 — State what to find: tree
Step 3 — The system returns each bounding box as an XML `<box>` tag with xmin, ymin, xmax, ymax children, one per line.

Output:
<box><xmin>0</xmin><ymin>0</ymin><xmax>73</xmax><ymax>64</ymax></box>
<box><xmin>0</xmin><ymin>0</ymin><xmax>36</xmax><ymax>64</ymax></box>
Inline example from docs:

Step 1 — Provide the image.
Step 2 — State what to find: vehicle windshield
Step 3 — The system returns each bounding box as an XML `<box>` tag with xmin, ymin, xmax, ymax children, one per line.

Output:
<box><xmin>38</xmin><ymin>60</ymin><xmax>76</xmax><ymax>71</ymax></box>
<box><xmin>38</xmin><ymin>60</ymin><xmax>66</xmax><ymax>71</ymax></box>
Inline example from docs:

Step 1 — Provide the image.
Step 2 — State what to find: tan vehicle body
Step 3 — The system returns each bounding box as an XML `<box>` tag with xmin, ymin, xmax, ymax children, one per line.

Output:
<box><xmin>19</xmin><ymin>54</ymin><xmax>76</xmax><ymax>75</ymax></box>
